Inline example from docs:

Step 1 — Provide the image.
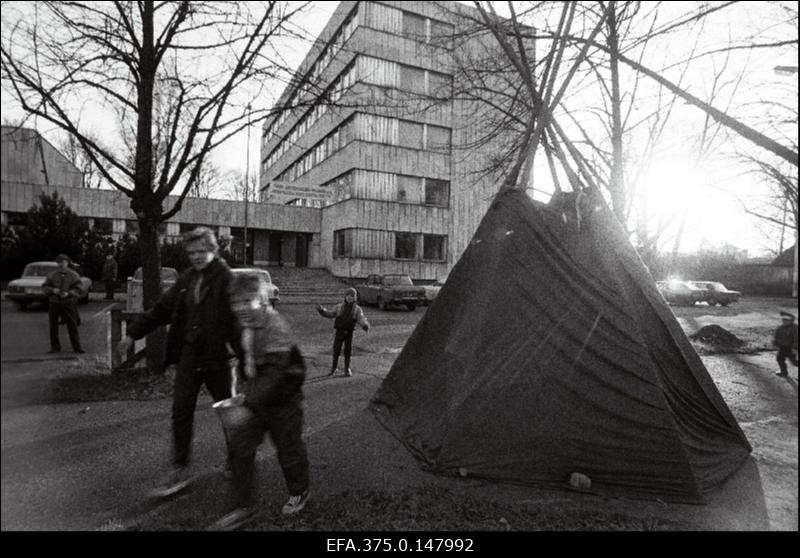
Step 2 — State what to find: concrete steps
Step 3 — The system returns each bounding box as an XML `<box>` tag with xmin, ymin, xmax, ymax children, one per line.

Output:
<box><xmin>257</xmin><ymin>266</ymin><xmax>351</xmax><ymax>304</ymax></box>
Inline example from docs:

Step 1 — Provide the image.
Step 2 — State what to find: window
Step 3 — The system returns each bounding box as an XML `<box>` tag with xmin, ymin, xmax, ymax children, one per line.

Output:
<box><xmin>425</xmin><ymin>179</ymin><xmax>449</xmax><ymax>207</ymax></box>
<box><xmin>6</xmin><ymin>212</ymin><xmax>27</xmax><ymax>227</ymax></box>
<box><xmin>428</xmin><ymin>71</ymin><xmax>452</xmax><ymax>98</ymax></box>
<box><xmin>394</xmin><ymin>232</ymin><xmax>417</xmax><ymax>259</ymax></box>
<box><xmin>93</xmin><ymin>218</ymin><xmax>113</xmax><ymax>235</ymax></box>
<box><xmin>399</xmin><ymin>121</ymin><xmax>424</xmax><ymax>150</ymax></box>
<box><xmin>426</xmin><ymin>125</ymin><xmax>451</xmax><ymax>152</ymax></box>
<box><xmin>430</xmin><ymin>20</ymin><xmax>454</xmax><ymax>44</ymax></box>
<box><xmin>333</xmin><ymin>229</ymin><xmax>351</xmax><ymax>258</ymax></box>
<box><xmin>400</xmin><ymin>65</ymin><xmax>426</xmax><ymax>94</ymax></box>
<box><xmin>402</xmin><ymin>12</ymin><xmax>426</xmax><ymax>39</ymax></box>
<box><xmin>423</xmin><ymin>235</ymin><xmax>446</xmax><ymax>261</ymax></box>
<box><xmin>398</xmin><ymin>175</ymin><xmax>420</xmax><ymax>203</ymax></box>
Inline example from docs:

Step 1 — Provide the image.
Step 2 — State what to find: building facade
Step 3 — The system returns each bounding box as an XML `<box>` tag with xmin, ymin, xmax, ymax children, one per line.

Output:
<box><xmin>260</xmin><ymin>1</ymin><xmax>502</xmax><ymax>281</ymax></box>
<box><xmin>3</xmin><ymin>2</ymin><xmax>503</xmax><ymax>282</ymax></box>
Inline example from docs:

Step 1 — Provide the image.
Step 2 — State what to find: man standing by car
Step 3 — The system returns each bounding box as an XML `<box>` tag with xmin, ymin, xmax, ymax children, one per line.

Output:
<box><xmin>42</xmin><ymin>254</ymin><xmax>84</xmax><ymax>354</ymax></box>
<box><xmin>116</xmin><ymin>227</ymin><xmax>242</xmax><ymax>497</ymax></box>
<box><xmin>774</xmin><ymin>311</ymin><xmax>798</xmax><ymax>377</ymax></box>
<box><xmin>102</xmin><ymin>254</ymin><xmax>118</xmax><ymax>301</ymax></box>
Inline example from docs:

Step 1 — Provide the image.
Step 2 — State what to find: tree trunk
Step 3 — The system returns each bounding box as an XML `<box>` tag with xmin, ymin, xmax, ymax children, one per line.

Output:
<box><xmin>607</xmin><ymin>1</ymin><xmax>626</xmax><ymax>222</ymax></box>
<box><xmin>139</xmin><ymin>219</ymin><xmax>165</xmax><ymax>374</ymax></box>
<box><xmin>135</xmin><ymin>1</ymin><xmax>165</xmax><ymax>375</ymax></box>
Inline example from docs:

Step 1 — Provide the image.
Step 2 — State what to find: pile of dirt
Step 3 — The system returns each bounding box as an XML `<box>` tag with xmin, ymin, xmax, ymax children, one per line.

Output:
<box><xmin>689</xmin><ymin>325</ymin><xmax>745</xmax><ymax>348</ymax></box>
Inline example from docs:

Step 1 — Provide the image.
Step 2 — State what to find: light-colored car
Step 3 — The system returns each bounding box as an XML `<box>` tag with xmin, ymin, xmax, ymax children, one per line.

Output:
<box><xmin>356</xmin><ymin>274</ymin><xmax>427</xmax><ymax>311</ymax></box>
<box><xmin>230</xmin><ymin>268</ymin><xmax>280</xmax><ymax>308</ymax></box>
<box><xmin>656</xmin><ymin>280</ymin><xmax>704</xmax><ymax>306</ymax></box>
<box><xmin>6</xmin><ymin>261</ymin><xmax>92</xmax><ymax>309</ymax></box>
<box><xmin>126</xmin><ymin>267</ymin><xmax>178</xmax><ymax>313</ymax></box>
<box><xmin>422</xmin><ymin>279</ymin><xmax>446</xmax><ymax>306</ymax></box>
<box><xmin>688</xmin><ymin>281</ymin><xmax>741</xmax><ymax>306</ymax></box>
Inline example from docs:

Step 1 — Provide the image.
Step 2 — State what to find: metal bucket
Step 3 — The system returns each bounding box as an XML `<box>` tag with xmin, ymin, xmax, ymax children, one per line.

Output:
<box><xmin>213</xmin><ymin>391</ymin><xmax>254</xmax><ymax>432</ymax></box>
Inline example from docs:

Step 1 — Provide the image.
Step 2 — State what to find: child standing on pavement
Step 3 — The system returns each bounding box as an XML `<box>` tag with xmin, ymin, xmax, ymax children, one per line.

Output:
<box><xmin>774</xmin><ymin>311</ymin><xmax>798</xmax><ymax>377</ymax></box>
<box><xmin>317</xmin><ymin>287</ymin><xmax>370</xmax><ymax>377</ymax></box>
<box><xmin>210</xmin><ymin>272</ymin><xmax>310</xmax><ymax>530</ymax></box>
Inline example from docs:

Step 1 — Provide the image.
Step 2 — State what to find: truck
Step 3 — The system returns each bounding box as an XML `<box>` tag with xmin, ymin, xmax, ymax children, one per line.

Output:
<box><xmin>355</xmin><ymin>274</ymin><xmax>427</xmax><ymax>311</ymax></box>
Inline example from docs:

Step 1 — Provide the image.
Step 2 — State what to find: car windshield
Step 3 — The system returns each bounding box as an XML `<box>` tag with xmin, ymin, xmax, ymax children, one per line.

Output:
<box><xmin>133</xmin><ymin>267</ymin><xmax>178</xmax><ymax>281</ymax></box>
<box><xmin>384</xmin><ymin>275</ymin><xmax>413</xmax><ymax>286</ymax></box>
<box><xmin>23</xmin><ymin>264</ymin><xmax>57</xmax><ymax>277</ymax></box>
<box><xmin>233</xmin><ymin>269</ymin><xmax>272</xmax><ymax>283</ymax></box>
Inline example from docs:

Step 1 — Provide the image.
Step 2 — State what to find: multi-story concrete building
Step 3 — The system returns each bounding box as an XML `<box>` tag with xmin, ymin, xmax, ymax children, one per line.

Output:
<box><xmin>260</xmin><ymin>1</ymin><xmax>502</xmax><ymax>281</ymax></box>
<box><xmin>3</xmin><ymin>2</ymin><xmax>504</xmax><ymax>281</ymax></box>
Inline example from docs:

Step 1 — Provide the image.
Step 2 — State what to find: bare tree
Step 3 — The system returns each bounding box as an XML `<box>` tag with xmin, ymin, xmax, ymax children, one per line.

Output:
<box><xmin>1</xmin><ymin>1</ymin><xmax>310</xmax><ymax>373</ymax></box>
<box><xmin>58</xmin><ymin>131</ymin><xmax>107</xmax><ymax>189</ymax></box>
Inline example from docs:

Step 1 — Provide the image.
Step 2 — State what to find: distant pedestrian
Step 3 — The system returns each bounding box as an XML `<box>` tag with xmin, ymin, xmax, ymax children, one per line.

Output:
<box><xmin>774</xmin><ymin>311</ymin><xmax>798</xmax><ymax>377</ymax></box>
<box><xmin>42</xmin><ymin>254</ymin><xmax>85</xmax><ymax>354</ymax></box>
<box><xmin>316</xmin><ymin>287</ymin><xmax>369</xmax><ymax>377</ymax></box>
<box><xmin>116</xmin><ymin>227</ymin><xmax>241</xmax><ymax>497</ymax></box>
<box><xmin>102</xmin><ymin>254</ymin><xmax>118</xmax><ymax>300</ymax></box>
<box><xmin>210</xmin><ymin>271</ymin><xmax>310</xmax><ymax>530</ymax></box>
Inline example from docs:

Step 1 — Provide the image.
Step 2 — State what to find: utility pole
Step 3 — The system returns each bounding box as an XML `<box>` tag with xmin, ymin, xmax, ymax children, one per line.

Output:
<box><xmin>244</xmin><ymin>103</ymin><xmax>251</xmax><ymax>266</ymax></box>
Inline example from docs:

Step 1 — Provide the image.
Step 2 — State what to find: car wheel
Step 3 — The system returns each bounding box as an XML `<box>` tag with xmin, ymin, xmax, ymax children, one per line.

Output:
<box><xmin>15</xmin><ymin>301</ymin><xmax>28</xmax><ymax>311</ymax></box>
<box><xmin>720</xmin><ymin>301</ymin><xmax>729</xmax><ymax>307</ymax></box>
<box><xmin>707</xmin><ymin>297</ymin><xmax>717</xmax><ymax>307</ymax></box>
<box><xmin>377</xmin><ymin>297</ymin><xmax>386</xmax><ymax>311</ymax></box>
<box><xmin>406</xmin><ymin>303</ymin><xmax>416</xmax><ymax>311</ymax></box>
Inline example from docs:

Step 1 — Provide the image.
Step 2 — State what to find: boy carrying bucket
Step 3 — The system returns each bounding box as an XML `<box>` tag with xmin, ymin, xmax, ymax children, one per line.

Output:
<box><xmin>210</xmin><ymin>271</ymin><xmax>310</xmax><ymax>530</ymax></box>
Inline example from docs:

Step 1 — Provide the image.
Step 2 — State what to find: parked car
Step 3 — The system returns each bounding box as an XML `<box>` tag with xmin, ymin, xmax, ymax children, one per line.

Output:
<box><xmin>126</xmin><ymin>267</ymin><xmax>179</xmax><ymax>312</ymax></box>
<box><xmin>422</xmin><ymin>279</ymin><xmax>446</xmax><ymax>306</ymax></box>
<box><xmin>6</xmin><ymin>261</ymin><xmax>92</xmax><ymax>309</ymax></box>
<box><xmin>230</xmin><ymin>268</ymin><xmax>280</xmax><ymax>308</ymax></box>
<box><xmin>355</xmin><ymin>274</ymin><xmax>427</xmax><ymax>311</ymax></box>
<box><xmin>655</xmin><ymin>280</ymin><xmax>704</xmax><ymax>306</ymax></box>
<box><xmin>688</xmin><ymin>281</ymin><xmax>741</xmax><ymax>306</ymax></box>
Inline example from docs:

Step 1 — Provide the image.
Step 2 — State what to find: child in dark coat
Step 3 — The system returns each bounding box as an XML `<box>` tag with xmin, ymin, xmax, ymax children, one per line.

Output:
<box><xmin>774</xmin><ymin>311</ymin><xmax>798</xmax><ymax>377</ymax></box>
<box><xmin>317</xmin><ymin>287</ymin><xmax>370</xmax><ymax>377</ymax></box>
<box><xmin>210</xmin><ymin>272</ymin><xmax>310</xmax><ymax>530</ymax></box>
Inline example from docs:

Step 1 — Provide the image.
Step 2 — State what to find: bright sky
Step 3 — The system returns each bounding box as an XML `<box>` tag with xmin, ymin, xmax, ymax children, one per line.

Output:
<box><xmin>2</xmin><ymin>1</ymin><xmax>796</xmax><ymax>258</ymax></box>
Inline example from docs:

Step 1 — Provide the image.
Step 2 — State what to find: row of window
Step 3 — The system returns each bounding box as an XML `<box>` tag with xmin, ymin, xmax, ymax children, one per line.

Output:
<box><xmin>263</xmin><ymin>54</ymin><xmax>453</xmax><ymax>174</ymax></box>
<box><xmin>274</xmin><ymin>114</ymin><xmax>451</xmax><ymax>184</ymax></box>
<box><xmin>320</xmin><ymin>170</ymin><xmax>449</xmax><ymax>207</ymax></box>
<box><xmin>263</xmin><ymin>61</ymin><xmax>357</xmax><ymax>173</ymax></box>
<box><xmin>262</xmin><ymin>1</ymin><xmax>456</xmax><ymax>154</ymax></box>
<box><xmin>363</xmin><ymin>2</ymin><xmax>454</xmax><ymax>46</ymax></box>
<box><xmin>263</xmin><ymin>4</ymin><xmax>360</xmax><ymax>141</ymax></box>
<box><xmin>333</xmin><ymin>229</ymin><xmax>447</xmax><ymax>261</ymax></box>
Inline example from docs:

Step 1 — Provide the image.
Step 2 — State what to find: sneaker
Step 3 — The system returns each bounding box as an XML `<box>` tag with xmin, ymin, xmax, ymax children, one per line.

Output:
<box><xmin>149</xmin><ymin>466</ymin><xmax>191</xmax><ymax>498</ymax></box>
<box><xmin>344</xmin><ymin>368</ymin><xmax>353</xmax><ymax>377</ymax></box>
<box><xmin>327</xmin><ymin>368</ymin><xmax>337</xmax><ymax>377</ymax></box>
<box><xmin>776</xmin><ymin>371</ymin><xmax>788</xmax><ymax>376</ymax></box>
<box><xmin>208</xmin><ymin>505</ymin><xmax>259</xmax><ymax>531</ymax></box>
<box><xmin>281</xmin><ymin>490</ymin><xmax>309</xmax><ymax>515</ymax></box>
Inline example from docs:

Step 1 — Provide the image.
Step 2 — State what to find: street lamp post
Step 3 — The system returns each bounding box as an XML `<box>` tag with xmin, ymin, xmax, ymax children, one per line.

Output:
<box><xmin>244</xmin><ymin>104</ymin><xmax>251</xmax><ymax>266</ymax></box>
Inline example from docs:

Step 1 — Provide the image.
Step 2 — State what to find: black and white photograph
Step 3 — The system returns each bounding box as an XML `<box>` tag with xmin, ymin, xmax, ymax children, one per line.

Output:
<box><xmin>1</xmin><ymin>0</ymin><xmax>797</xmax><ymax>537</ymax></box>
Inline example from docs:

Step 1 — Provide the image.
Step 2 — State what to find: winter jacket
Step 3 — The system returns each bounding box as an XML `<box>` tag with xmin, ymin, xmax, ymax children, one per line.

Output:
<box><xmin>42</xmin><ymin>268</ymin><xmax>83</xmax><ymax>304</ymax></box>
<box><xmin>126</xmin><ymin>258</ymin><xmax>241</xmax><ymax>368</ymax></box>
<box><xmin>318</xmin><ymin>301</ymin><xmax>369</xmax><ymax>331</ymax></box>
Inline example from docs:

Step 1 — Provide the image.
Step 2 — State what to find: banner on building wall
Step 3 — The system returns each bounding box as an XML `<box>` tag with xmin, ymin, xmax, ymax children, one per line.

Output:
<box><xmin>268</xmin><ymin>180</ymin><xmax>332</xmax><ymax>202</ymax></box>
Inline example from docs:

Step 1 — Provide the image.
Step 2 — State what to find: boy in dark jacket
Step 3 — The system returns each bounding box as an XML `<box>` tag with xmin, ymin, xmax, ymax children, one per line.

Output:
<box><xmin>117</xmin><ymin>227</ymin><xmax>241</xmax><ymax>497</ymax></box>
<box><xmin>317</xmin><ymin>287</ymin><xmax>369</xmax><ymax>377</ymax></box>
<box><xmin>210</xmin><ymin>271</ymin><xmax>309</xmax><ymax>530</ymax></box>
<box><xmin>774</xmin><ymin>311</ymin><xmax>798</xmax><ymax>377</ymax></box>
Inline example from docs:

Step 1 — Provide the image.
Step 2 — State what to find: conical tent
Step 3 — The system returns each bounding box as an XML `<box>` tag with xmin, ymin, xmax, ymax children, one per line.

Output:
<box><xmin>370</xmin><ymin>188</ymin><xmax>751</xmax><ymax>503</ymax></box>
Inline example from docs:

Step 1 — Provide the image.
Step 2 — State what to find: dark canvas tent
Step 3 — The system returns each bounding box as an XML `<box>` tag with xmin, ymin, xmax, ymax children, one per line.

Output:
<box><xmin>370</xmin><ymin>188</ymin><xmax>751</xmax><ymax>503</ymax></box>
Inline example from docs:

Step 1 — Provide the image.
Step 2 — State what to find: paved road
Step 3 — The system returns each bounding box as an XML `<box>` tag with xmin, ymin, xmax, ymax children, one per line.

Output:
<box><xmin>1</xmin><ymin>295</ymin><xmax>424</xmax><ymax>530</ymax></box>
